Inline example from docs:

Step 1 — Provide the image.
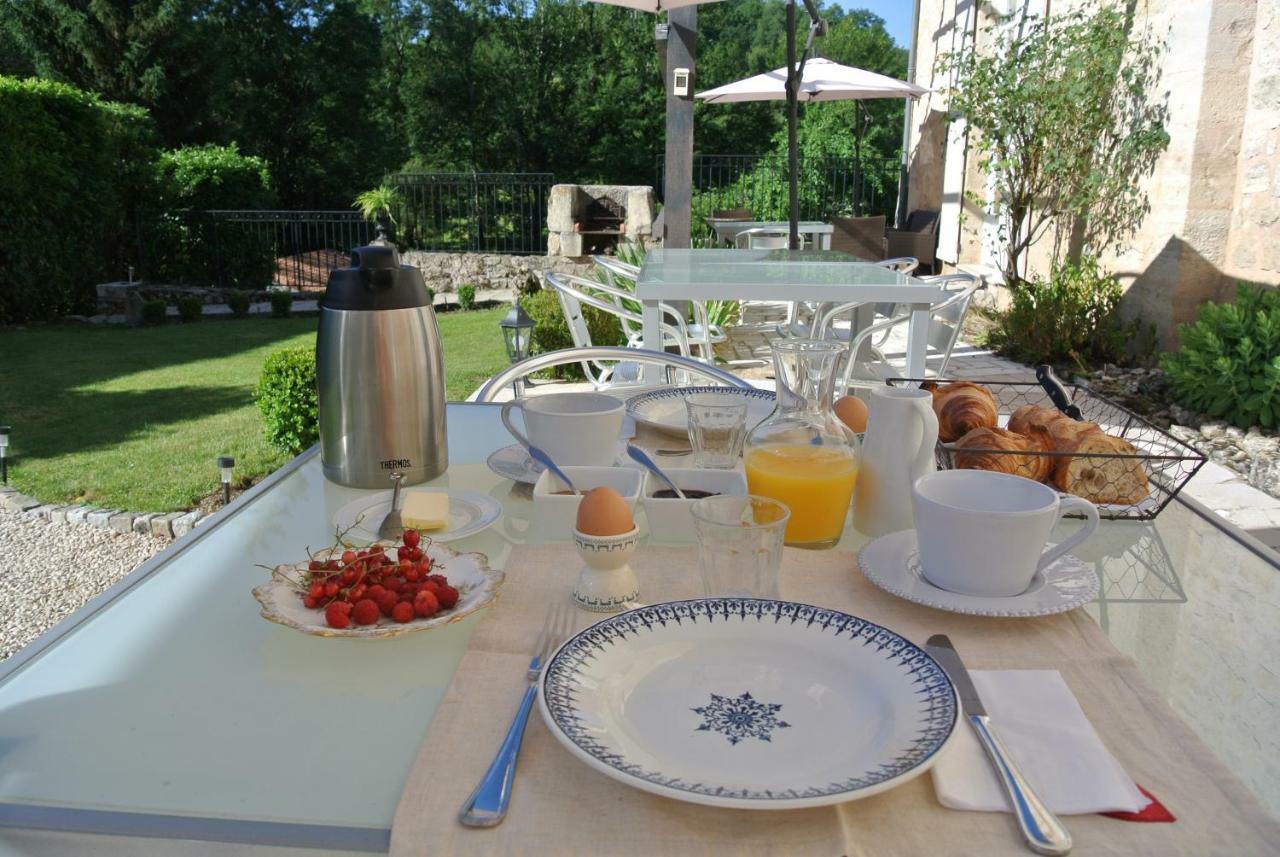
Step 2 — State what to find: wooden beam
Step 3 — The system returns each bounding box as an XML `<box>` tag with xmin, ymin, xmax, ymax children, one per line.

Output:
<box><xmin>663</xmin><ymin>6</ymin><xmax>696</xmax><ymax>249</ymax></box>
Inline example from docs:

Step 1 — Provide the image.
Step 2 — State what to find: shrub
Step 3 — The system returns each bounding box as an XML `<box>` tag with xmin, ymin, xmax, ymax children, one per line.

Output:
<box><xmin>227</xmin><ymin>290</ymin><xmax>252</xmax><ymax>318</ymax></box>
<box><xmin>177</xmin><ymin>296</ymin><xmax>203</xmax><ymax>323</ymax></box>
<box><xmin>1161</xmin><ymin>284</ymin><xmax>1280</xmax><ymax>430</ymax></box>
<box><xmin>255</xmin><ymin>346</ymin><xmax>319</xmax><ymax>455</ymax></box>
<box><xmin>0</xmin><ymin>76</ymin><xmax>158</xmax><ymax>323</ymax></box>
<box><xmin>141</xmin><ymin>299</ymin><xmax>168</xmax><ymax>326</ymax></box>
<box><xmin>269</xmin><ymin>290</ymin><xmax>293</xmax><ymax>319</ymax></box>
<box><xmin>523</xmin><ymin>288</ymin><xmax>624</xmax><ymax>379</ymax></box>
<box><xmin>457</xmin><ymin>284</ymin><xmax>477</xmax><ymax>311</ymax></box>
<box><xmin>146</xmin><ymin>144</ymin><xmax>277</xmax><ymax>289</ymax></box>
<box><xmin>986</xmin><ymin>256</ymin><xmax>1138</xmax><ymax>370</ymax></box>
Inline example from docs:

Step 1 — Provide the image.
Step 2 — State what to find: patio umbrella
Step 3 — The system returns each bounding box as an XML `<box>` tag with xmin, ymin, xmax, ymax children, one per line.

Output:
<box><xmin>698</xmin><ymin>57</ymin><xmax>927</xmax><ymax>228</ymax></box>
<box><xmin>583</xmin><ymin>0</ymin><xmax>823</xmax><ymax>249</ymax></box>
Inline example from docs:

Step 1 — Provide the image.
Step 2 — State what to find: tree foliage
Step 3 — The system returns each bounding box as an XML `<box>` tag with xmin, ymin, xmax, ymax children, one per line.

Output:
<box><xmin>938</xmin><ymin>3</ymin><xmax>1169</xmax><ymax>288</ymax></box>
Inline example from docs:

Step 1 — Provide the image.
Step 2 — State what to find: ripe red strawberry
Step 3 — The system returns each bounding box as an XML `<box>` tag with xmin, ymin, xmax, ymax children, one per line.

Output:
<box><xmin>403</xmin><ymin>529</ymin><xmax>421</xmax><ymax>548</ymax></box>
<box><xmin>414</xmin><ymin>589</ymin><xmax>439</xmax><ymax>617</ymax></box>
<box><xmin>366</xmin><ymin>584</ymin><xmax>387</xmax><ymax>601</ymax></box>
<box><xmin>325</xmin><ymin>602</ymin><xmax>352</xmax><ymax>629</ymax></box>
<box><xmin>391</xmin><ymin>601</ymin><xmax>415</xmax><ymax>623</ymax></box>
<box><xmin>436</xmin><ymin>584</ymin><xmax>459</xmax><ymax>609</ymax></box>
<box><xmin>352</xmin><ymin>599</ymin><xmax>380</xmax><ymax>625</ymax></box>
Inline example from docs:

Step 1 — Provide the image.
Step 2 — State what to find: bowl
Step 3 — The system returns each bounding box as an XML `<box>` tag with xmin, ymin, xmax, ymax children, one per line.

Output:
<box><xmin>642</xmin><ymin>468</ymin><xmax>748</xmax><ymax>544</ymax></box>
<box><xmin>531</xmin><ymin>466</ymin><xmax>644</xmax><ymax>541</ymax></box>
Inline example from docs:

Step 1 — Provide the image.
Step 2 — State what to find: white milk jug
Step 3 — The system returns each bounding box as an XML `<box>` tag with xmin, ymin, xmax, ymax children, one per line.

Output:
<box><xmin>854</xmin><ymin>387</ymin><xmax>939</xmax><ymax>537</ymax></box>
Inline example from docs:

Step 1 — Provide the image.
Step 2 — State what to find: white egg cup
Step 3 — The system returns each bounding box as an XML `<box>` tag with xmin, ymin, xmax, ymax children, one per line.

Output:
<box><xmin>571</xmin><ymin>526</ymin><xmax>640</xmax><ymax>613</ymax></box>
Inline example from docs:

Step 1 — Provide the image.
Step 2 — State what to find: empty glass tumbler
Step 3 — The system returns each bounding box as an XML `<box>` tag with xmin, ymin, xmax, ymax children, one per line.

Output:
<box><xmin>685</xmin><ymin>393</ymin><xmax>749</xmax><ymax>469</ymax></box>
<box><xmin>691</xmin><ymin>495</ymin><xmax>790</xmax><ymax>599</ymax></box>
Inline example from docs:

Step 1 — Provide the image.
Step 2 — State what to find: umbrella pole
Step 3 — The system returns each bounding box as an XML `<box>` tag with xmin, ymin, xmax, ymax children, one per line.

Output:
<box><xmin>853</xmin><ymin>106</ymin><xmax>864</xmax><ymax>216</ymax></box>
<box><xmin>786</xmin><ymin>0</ymin><xmax>799</xmax><ymax>250</ymax></box>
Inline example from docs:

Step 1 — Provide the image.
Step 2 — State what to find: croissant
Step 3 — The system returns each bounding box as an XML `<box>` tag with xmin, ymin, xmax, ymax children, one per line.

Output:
<box><xmin>1009</xmin><ymin>403</ymin><xmax>1111</xmax><ymax>450</ymax></box>
<box><xmin>953</xmin><ymin>426</ymin><xmax>1055</xmax><ymax>483</ymax></box>
<box><xmin>1053</xmin><ymin>433</ymin><xmax>1150</xmax><ymax>505</ymax></box>
<box><xmin>930</xmin><ymin>382</ymin><xmax>999</xmax><ymax>442</ymax></box>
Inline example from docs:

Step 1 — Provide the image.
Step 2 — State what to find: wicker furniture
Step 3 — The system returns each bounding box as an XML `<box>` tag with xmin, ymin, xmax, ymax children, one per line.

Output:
<box><xmin>886</xmin><ymin>210</ymin><xmax>940</xmax><ymax>274</ymax></box>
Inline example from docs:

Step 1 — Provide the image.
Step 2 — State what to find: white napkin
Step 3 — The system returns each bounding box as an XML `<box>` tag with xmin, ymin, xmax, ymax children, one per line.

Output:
<box><xmin>932</xmin><ymin>670</ymin><xmax>1148</xmax><ymax>815</ymax></box>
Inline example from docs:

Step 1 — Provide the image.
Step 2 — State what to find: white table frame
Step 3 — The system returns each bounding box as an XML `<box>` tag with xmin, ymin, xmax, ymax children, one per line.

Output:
<box><xmin>636</xmin><ymin>250</ymin><xmax>941</xmax><ymax>385</ymax></box>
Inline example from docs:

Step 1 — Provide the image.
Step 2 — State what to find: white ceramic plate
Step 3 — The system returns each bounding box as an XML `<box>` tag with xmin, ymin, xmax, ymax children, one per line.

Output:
<box><xmin>253</xmin><ymin>542</ymin><xmax>503</xmax><ymax>639</ymax></box>
<box><xmin>539</xmin><ymin>598</ymin><xmax>958</xmax><ymax>810</ymax></box>
<box><xmin>858</xmin><ymin>529</ymin><xmax>1099</xmax><ymax>618</ymax></box>
<box><xmin>486</xmin><ymin>442</ymin><xmax>632</xmax><ymax>485</ymax></box>
<box><xmin>333</xmin><ymin>489</ymin><xmax>502</xmax><ymax>544</ymax></box>
<box><xmin>625</xmin><ymin>386</ymin><xmax>775</xmax><ymax>438</ymax></box>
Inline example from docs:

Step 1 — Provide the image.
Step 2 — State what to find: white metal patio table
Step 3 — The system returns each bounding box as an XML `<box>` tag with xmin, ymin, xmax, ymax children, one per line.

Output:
<box><xmin>705</xmin><ymin>219</ymin><xmax>834</xmax><ymax>249</ymax></box>
<box><xmin>0</xmin><ymin>403</ymin><xmax>1277</xmax><ymax>856</ymax></box>
<box><xmin>635</xmin><ymin>249</ymin><xmax>941</xmax><ymax>383</ymax></box>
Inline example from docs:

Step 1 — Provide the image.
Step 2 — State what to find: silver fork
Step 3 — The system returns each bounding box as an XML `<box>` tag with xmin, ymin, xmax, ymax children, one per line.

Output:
<box><xmin>458</xmin><ymin>602</ymin><xmax>573</xmax><ymax>827</ymax></box>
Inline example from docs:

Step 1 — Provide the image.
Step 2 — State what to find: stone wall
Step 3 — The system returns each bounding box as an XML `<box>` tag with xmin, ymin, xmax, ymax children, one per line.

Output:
<box><xmin>399</xmin><ymin>252</ymin><xmax>594</xmax><ymax>294</ymax></box>
<box><xmin>906</xmin><ymin>0</ymin><xmax>1280</xmax><ymax>347</ymax></box>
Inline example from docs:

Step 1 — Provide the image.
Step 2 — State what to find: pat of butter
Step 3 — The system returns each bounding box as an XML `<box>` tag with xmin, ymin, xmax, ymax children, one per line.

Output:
<box><xmin>401</xmin><ymin>491</ymin><xmax>449</xmax><ymax>531</ymax></box>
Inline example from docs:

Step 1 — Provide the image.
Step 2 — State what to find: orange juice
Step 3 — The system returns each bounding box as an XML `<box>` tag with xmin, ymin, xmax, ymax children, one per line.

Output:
<box><xmin>744</xmin><ymin>444</ymin><xmax>858</xmax><ymax>547</ymax></box>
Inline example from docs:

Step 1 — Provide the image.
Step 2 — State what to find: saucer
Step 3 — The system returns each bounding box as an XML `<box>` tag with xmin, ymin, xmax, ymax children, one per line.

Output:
<box><xmin>486</xmin><ymin>442</ymin><xmax>631</xmax><ymax>485</ymax></box>
<box><xmin>858</xmin><ymin>530</ymin><xmax>1099</xmax><ymax>618</ymax></box>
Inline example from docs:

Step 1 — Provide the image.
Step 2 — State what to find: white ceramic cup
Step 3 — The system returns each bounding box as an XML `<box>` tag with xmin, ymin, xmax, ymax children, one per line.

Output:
<box><xmin>911</xmin><ymin>470</ymin><xmax>1099</xmax><ymax>597</ymax></box>
<box><xmin>501</xmin><ymin>392</ymin><xmax>623</xmax><ymax>467</ymax></box>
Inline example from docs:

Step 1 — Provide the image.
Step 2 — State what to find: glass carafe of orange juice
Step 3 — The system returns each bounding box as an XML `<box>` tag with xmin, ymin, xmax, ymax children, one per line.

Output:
<box><xmin>744</xmin><ymin>339</ymin><xmax>860</xmax><ymax>549</ymax></box>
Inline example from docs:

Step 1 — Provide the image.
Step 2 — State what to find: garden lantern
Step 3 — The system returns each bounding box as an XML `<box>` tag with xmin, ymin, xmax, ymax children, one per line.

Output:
<box><xmin>218</xmin><ymin>456</ymin><xmax>235</xmax><ymax>506</ymax></box>
<box><xmin>0</xmin><ymin>426</ymin><xmax>9</xmax><ymax>485</ymax></box>
<box><xmin>499</xmin><ymin>301</ymin><xmax>535</xmax><ymax>397</ymax></box>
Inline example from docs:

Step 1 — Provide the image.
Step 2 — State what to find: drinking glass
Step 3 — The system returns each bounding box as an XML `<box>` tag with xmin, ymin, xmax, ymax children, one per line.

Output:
<box><xmin>691</xmin><ymin>495</ymin><xmax>790</xmax><ymax>598</ymax></box>
<box><xmin>685</xmin><ymin>393</ymin><xmax>749</xmax><ymax>469</ymax></box>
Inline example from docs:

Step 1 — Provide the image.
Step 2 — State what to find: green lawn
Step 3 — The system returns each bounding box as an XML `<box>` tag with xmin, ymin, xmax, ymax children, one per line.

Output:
<box><xmin>0</xmin><ymin>309</ymin><xmax>510</xmax><ymax>512</ymax></box>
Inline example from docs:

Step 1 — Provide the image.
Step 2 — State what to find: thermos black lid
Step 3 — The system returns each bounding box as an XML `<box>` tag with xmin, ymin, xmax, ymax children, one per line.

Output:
<box><xmin>321</xmin><ymin>242</ymin><xmax>433</xmax><ymax>311</ymax></box>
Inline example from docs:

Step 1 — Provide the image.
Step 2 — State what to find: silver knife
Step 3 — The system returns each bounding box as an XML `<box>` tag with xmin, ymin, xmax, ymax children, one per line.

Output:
<box><xmin>926</xmin><ymin>634</ymin><xmax>1072</xmax><ymax>856</ymax></box>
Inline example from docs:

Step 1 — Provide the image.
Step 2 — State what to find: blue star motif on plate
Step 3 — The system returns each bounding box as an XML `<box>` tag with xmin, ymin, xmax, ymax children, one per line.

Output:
<box><xmin>691</xmin><ymin>691</ymin><xmax>791</xmax><ymax>746</ymax></box>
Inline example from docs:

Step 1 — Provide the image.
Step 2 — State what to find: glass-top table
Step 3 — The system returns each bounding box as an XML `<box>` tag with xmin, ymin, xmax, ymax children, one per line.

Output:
<box><xmin>704</xmin><ymin>219</ymin><xmax>835</xmax><ymax>249</ymax></box>
<box><xmin>635</xmin><ymin>249</ymin><xmax>942</xmax><ymax>382</ymax></box>
<box><xmin>0</xmin><ymin>403</ymin><xmax>1276</xmax><ymax>855</ymax></box>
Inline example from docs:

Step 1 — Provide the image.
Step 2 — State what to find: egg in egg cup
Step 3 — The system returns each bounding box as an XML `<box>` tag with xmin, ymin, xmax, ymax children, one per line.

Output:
<box><xmin>571</xmin><ymin>526</ymin><xmax>641</xmax><ymax>613</ymax></box>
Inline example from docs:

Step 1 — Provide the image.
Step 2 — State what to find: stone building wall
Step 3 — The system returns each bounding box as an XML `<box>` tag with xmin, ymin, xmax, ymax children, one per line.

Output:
<box><xmin>905</xmin><ymin>0</ymin><xmax>1278</xmax><ymax>346</ymax></box>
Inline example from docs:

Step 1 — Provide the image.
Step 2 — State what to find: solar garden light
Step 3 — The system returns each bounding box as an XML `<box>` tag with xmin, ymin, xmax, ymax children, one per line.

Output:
<box><xmin>499</xmin><ymin>301</ymin><xmax>535</xmax><ymax>397</ymax></box>
<box><xmin>0</xmin><ymin>426</ymin><xmax>9</xmax><ymax>485</ymax></box>
<box><xmin>218</xmin><ymin>456</ymin><xmax>235</xmax><ymax>506</ymax></box>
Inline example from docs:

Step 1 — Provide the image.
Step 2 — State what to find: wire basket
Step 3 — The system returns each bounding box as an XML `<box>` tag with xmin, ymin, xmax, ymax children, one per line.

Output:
<box><xmin>885</xmin><ymin>378</ymin><xmax>1207</xmax><ymax>520</ymax></box>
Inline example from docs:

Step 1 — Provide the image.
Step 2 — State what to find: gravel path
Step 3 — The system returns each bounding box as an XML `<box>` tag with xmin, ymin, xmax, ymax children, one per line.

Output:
<box><xmin>0</xmin><ymin>509</ymin><xmax>166</xmax><ymax>662</ymax></box>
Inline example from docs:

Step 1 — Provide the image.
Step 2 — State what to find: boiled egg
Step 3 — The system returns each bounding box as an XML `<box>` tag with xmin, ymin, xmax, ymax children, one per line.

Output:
<box><xmin>575</xmin><ymin>486</ymin><xmax>635</xmax><ymax>536</ymax></box>
<box><xmin>834</xmin><ymin>395</ymin><xmax>869</xmax><ymax>433</ymax></box>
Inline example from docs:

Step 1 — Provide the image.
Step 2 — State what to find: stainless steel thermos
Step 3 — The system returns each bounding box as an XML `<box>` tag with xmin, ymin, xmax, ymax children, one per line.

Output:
<box><xmin>317</xmin><ymin>241</ymin><xmax>447</xmax><ymax>487</ymax></box>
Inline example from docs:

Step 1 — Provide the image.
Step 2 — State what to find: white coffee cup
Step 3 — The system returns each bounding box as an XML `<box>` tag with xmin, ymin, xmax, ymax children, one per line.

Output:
<box><xmin>911</xmin><ymin>470</ymin><xmax>1099</xmax><ymax>597</ymax></box>
<box><xmin>501</xmin><ymin>392</ymin><xmax>623</xmax><ymax>467</ymax></box>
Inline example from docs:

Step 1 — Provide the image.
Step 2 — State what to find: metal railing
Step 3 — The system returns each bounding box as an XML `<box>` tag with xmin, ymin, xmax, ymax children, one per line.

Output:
<box><xmin>138</xmin><ymin>210</ymin><xmax>373</xmax><ymax>291</ymax></box>
<box><xmin>389</xmin><ymin>172</ymin><xmax>554</xmax><ymax>255</ymax></box>
<box><xmin>660</xmin><ymin>153</ymin><xmax>900</xmax><ymax>242</ymax></box>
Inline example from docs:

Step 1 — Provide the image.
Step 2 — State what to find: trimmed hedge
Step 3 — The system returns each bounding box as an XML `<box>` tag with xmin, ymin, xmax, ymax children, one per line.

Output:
<box><xmin>255</xmin><ymin>346</ymin><xmax>318</xmax><ymax>455</ymax></box>
<box><xmin>0</xmin><ymin>76</ymin><xmax>158</xmax><ymax>324</ymax></box>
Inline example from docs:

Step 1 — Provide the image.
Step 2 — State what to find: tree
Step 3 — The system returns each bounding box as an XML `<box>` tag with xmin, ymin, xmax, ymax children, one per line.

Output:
<box><xmin>938</xmin><ymin>3</ymin><xmax>1169</xmax><ymax>288</ymax></box>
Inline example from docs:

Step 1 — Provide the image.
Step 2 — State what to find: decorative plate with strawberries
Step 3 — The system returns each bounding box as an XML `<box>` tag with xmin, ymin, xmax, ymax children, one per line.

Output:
<box><xmin>253</xmin><ymin>528</ymin><xmax>504</xmax><ymax>638</ymax></box>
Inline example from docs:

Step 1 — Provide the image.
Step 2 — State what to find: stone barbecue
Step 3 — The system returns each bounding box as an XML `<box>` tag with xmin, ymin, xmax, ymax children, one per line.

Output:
<box><xmin>546</xmin><ymin>184</ymin><xmax>657</xmax><ymax>256</ymax></box>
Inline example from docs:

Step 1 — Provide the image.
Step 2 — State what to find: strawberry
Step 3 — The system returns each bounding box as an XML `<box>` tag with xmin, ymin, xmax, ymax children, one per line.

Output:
<box><xmin>352</xmin><ymin>599</ymin><xmax>380</xmax><ymax>626</ymax></box>
<box><xmin>391</xmin><ymin>601</ymin><xmax>415</xmax><ymax>623</ymax></box>
<box><xmin>436</xmin><ymin>584</ymin><xmax>459</xmax><ymax>609</ymax></box>
<box><xmin>325</xmin><ymin>601</ymin><xmax>352</xmax><ymax>629</ymax></box>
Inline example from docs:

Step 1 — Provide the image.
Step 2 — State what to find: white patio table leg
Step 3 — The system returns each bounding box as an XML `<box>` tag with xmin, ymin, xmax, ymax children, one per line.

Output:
<box><xmin>906</xmin><ymin>302</ymin><xmax>930</xmax><ymax>379</ymax></box>
<box><xmin>640</xmin><ymin>299</ymin><xmax>665</xmax><ymax>384</ymax></box>
<box><xmin>819</xmin><ymin>232</ymin><xmax>831</xmax><ymax>250</ymax></box>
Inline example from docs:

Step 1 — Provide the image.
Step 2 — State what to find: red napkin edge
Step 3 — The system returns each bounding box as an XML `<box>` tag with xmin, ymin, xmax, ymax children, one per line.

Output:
<box><xmin>1100</xmin><ymin>784</ymin><xmax>1176</xmax><ymax>822</ymax></box>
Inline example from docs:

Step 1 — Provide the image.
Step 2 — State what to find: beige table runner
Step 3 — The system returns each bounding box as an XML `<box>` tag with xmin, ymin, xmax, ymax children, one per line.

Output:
<box><xmin>391</xmin><ymin>546</ymin><xmax>1279</xmax><ymax>856</ymax></box>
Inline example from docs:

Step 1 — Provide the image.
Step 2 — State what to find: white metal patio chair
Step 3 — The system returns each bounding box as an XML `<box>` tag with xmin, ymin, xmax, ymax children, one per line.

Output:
<box><xmin>735</xmin><ymin>228</ymin><xmax>791</xmax><ymax>250</ymax></box>
<box><xmin>544</xmin><ymin>272</ymin><xmax>693</xmax><ymax>389</ymax></box>
<box><xmin>824</xmin><ymin>277</ymin><xmax>983</xmax><ymax>394</ymax></box>
<box><xmin>474</xmin><ymin>347</ymin><xmax>751</xmax><ymax>402</ymax></box>
<box><xmin>592</xmin><ymin>255</ymin><xmax>726</xmax><ymax>360</ymax></box>
<box><xmin>775</xmin><ymin>256</ymin><xmax>927</xmax><ymax>340</ymax></box>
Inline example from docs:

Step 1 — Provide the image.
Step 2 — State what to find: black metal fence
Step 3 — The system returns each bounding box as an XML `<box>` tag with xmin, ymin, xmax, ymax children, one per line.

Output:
<box><xmin>139</xmin><ymin>210</ymin><xmax>373</xmax><ymax>291</ymax></box>
<box><xmin>388</xmin><ymin>172</ymin><xmax>554</xmax><ymax>255</ymax></box>
<box><xmin>660</xmin><ymin>153</ymin><xmax>900</xmax><ymax>242</ymax></box>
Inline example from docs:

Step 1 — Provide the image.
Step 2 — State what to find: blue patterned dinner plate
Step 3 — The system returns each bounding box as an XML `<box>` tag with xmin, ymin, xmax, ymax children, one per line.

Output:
<box><xmin>625</xmin><ymin>386</ymin><xmax>776</xmax><ymax>437</ymax></box>
<box><xmin>538</xmin><ymin>599</ymin><xmax>959</xmax><ymax>809</ymax></box>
